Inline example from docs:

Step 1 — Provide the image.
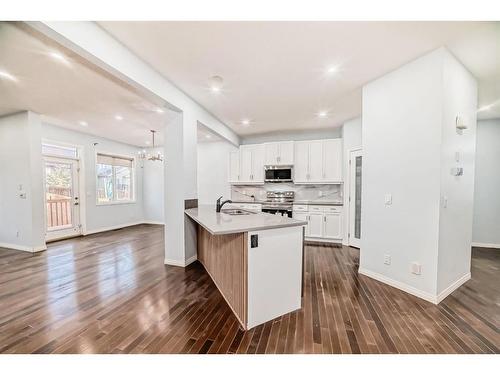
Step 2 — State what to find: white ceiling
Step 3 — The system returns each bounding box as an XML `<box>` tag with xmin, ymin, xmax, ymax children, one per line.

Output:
<box><xmin>0</xmin><ymin>22</ymin><xmax>176</xmax><ymax>147</ymax></box>
<box><xmin>99</xmin><ymin>21</ymin><xmax>500</xmax><ymax>136</ymax></box>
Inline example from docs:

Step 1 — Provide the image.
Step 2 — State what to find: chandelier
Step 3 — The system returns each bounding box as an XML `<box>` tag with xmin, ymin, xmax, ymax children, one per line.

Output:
<box><xmin>138</xmin><ymin>130</ymin><xmax>163</xmax><ymax>162</ymax></box>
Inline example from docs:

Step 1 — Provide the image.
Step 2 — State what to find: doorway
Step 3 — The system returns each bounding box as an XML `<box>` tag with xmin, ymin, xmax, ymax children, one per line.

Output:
<box><xmin>348</xmin><ymin>149</ymin><xmax>362</xmax><ymax>248</ymax></box>
<box><xmin>43</xmin><ymin>156</ymin><xmax>82</xmax><ymax>241</ymax></box>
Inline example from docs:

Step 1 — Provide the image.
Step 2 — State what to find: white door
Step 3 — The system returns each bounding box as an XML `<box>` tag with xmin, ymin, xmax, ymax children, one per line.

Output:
<box><xmin>322</xmin><ymin>139</ymin><xmax>342</xmax><ymax>182</ymax></box>
<box><xmin>278</xmin><ymin>141</ymin><xmax>294</xmax><ymax>165</ymax></box>
<box><xmin>308</xmin><ymin>141</ymin><xmax>323</xmax><ymax>182</ymax></box>
<box><xmin>293</xmin><ymin>212</ymin><xmax>309</xmax><ymax>236</ymax></box>
<box><xmin>324</xmin><ymin>213</ymin><xmax>342</xmax><ymax>239</ymax></box>
<box><xmin>264</xmin><ymin>142</ymin><xmax>279</xmax><ymax>165</ymax></box>
<box><xmin>293</xmin><ymin>141</ymin><xmax>309</xmax><ymax>183</ymax></box>
<box><xmin>308</xmin><ymin>213</ymin><xmax>324</xmax><ymax>238</ymax></box>
<box><xmin>251</xmin><ymin>144</ymin><xmax>265</xmax><ymax>183</ymax></box>
<box><xmin>44</xmin><ymin>157</ymin><xmax>81</xmax><ymax>241</ymax></box>
<box><xmin>348</xmin><ymin>150</ymin><xmax>362</xmax><ymax>248</ymax></box>
<box><xmin>239</xmin><ymin>147</ymin><xmax>253</xmax><ymax>183</ymax></box>
<box><xmin>228</xmin><ymin>151</ymin><xmax>240</xmax><ymax>183</ymax></box>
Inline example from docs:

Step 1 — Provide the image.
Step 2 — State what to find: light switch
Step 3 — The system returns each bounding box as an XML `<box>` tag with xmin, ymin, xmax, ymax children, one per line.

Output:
<box><xmin>19</xmin><ymin>192</ymin><xmax>27</xmax><ymax>199</ymax></box>
<box><xmin>384</xmin><ymin>194</ymin><xmax>392</xmax><ymax>205</ymax></box>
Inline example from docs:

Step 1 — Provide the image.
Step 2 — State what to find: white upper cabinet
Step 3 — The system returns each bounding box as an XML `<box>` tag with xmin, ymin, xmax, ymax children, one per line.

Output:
<box><xmin>237</xmin><ymin>144</ymin><xmax>264</xmax><ymax>184</ymax></box>
<box><xmin>322</xmin><ymin>139</ymin><xmax>343</xmax><ymax>182</ymax></box>
<box><xmin>264</xmin><ymin>141</ymin><xmax>294</xmax><ymax>166</ymax></box>
<box><xmin>229</xmin><ymin>138</ymin><xmax>341</xmax><ymax>185</ymax></box>
<box><xmin>228</xmin><ymin>151</ymin><xmax>240</xmax><ymax>183</ymax></box>
<box><xmin>293</xmin><ymin>139</ymin><xmax>343</xmax><ymax>184</ymax></box>
<box><xmin>293</xmin><ymin>141</ymin><xmax>309</xmax><ymax>182</ymax></box>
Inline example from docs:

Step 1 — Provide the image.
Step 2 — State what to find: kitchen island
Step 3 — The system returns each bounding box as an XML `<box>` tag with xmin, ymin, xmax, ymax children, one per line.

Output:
<box><xmin>185</xmin><ymin>205</ymin><xmax>307</xmax><ymax>330</ymax></box>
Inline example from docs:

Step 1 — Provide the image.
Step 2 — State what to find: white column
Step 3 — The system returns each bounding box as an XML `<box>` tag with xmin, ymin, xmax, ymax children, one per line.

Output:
<box><xmin>360</xmin><ymin>48</ymin><xmax>477</xmax><ymax>303</ymax></box>
<box><xmin>0</xmin><ymin>111</ymin><xmax>45</xmax><ymax>252</ymax></box>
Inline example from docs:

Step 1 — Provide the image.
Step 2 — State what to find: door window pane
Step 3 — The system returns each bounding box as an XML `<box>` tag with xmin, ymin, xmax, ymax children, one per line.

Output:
<box><xmin>354</xmin><ymin>156</ymin><xmax>362</xmax><ymax>239</ymax></box>
<box><xmin>45</xmin><ymin>161</ymin><xmax>73</xmax><ymax>230</ymax></box>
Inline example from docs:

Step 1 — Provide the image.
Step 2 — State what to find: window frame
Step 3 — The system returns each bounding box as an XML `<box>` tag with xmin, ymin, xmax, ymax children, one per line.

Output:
<box><xmin>95</xmin><ymin>151</ymin><xmax>136</xmax><ymax>206</ymax></box>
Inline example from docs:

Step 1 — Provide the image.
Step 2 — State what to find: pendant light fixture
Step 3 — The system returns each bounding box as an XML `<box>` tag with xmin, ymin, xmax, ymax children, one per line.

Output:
<box><xmin>138</xmin><ymin>130</ymin><xmax>163</xmax><ymax>162</ymax></box>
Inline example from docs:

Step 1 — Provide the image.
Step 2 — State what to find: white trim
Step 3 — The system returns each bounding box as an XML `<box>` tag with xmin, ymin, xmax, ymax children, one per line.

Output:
<box><xmin>304</xmin><ymin>237</ymin><xmax>342</xmax><ymax>244</ymax></box>
<box><xmin>83</xmin><ymin>221</ymin><xmax>143</xmax><ymax>235</ymax></box>
<box><xmin>164</xmin><ymin>254</ymin><xmax>197</xmax><ymax>268</ymax></box>
<box><xmin>436</xmin><ymin>273</ymin><xmax>471</xmax><ymax>304</ymax></box>
<box><xmin>471</xmin><ymin>242</ymin><xmax>500</xmax><ymax>249</ymax></box>
<box><xmin>359</xmin><ymin>267</ymin><xmax>438</xmax><ymax>304</ymax></box>
<box><xmin>0</xmin><ymin>242</ymin><xmax>47</xmax><ymax>253</ymax></box>
<box><xmin>143</xmin><ymin>221</ymin><xmax>165</xmax><ymax>225</ymax></box>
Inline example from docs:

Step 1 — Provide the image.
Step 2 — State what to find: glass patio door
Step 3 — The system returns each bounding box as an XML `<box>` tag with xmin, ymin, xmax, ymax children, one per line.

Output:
<box><xmin>349</xmin><ymin>150</ymin><xmax>362</xmax><ymax>248</ymax></box>
<box><xmin>44</xmin><ymin>156</ymin><xmax>81</xmax><ymax>241</ymax></box>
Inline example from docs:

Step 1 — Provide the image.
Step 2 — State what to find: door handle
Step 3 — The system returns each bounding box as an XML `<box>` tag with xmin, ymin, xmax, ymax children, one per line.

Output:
<box><xmin>74</xmin><ymin>202</ymin><xmax>79</xmax><ymax>206</ymax></box>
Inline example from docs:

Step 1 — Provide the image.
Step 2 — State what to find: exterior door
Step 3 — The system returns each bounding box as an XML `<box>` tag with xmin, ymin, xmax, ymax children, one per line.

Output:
<box><xmin>44</xmin><ymin>157</ymin><xmax>81</xmax><ymax>241</ymax></box>
<box><xmin>348</xmin><ymin>150</ymin><xmax>362</xmax><ymax>248</ymax></box>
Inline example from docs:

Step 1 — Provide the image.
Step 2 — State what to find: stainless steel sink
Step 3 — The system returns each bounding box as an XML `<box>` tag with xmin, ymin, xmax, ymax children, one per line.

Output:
<box><xmin>221</xmin><ymin>209</ymin><xmax>254</xmax><ymax>215</ymax></box>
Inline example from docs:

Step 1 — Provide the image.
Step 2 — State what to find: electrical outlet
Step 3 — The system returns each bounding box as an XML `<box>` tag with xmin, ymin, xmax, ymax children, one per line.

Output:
<box><xmin>411</xmin><ymin>262</ymin><xmax>422</xmax><ymax>275</ymax></box>
<box><xmin>384</xmin><ymin>254</ymin><xmax>391</xmax><ymax>265</ymax></box>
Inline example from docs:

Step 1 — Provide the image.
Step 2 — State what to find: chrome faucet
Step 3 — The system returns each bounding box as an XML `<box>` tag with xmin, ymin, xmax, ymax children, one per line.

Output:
<box><xmin>216</xmin><ymin>196</ymin><xmax>232</xmax><ymax>212</ymax></box>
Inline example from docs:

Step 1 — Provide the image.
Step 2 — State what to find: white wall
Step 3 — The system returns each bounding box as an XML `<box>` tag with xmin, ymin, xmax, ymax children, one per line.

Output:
<box><xmin>342</xmin><ymin>117</ymin><xmax>362</xmax><ymax>244</ymax></box>
<box><xmin>361</xmin><ymin>48</ymin><xmax>477</xmax><ymax>302</ymax></box>
<box><xmin>472</xmin><ymin>118</ymin><xmax>500</xmax><ymax>247</ymax></box>
<box><xmin>436</xmin><ymin>52</ymin><xmax>477</xmax><ymax>294</ymax></box>
<box><xmin>241</xmin><ymin>127</ymin><xmax>341</xmax><ymax>144</ymax></box>
<box><xmin>143</xmin><ymin>147</ymin><xmax>165</xmax><ymax>223</ymax></box>
<box><xmin>41</xmin><ymin>123</ymin><xmax>145</xmax><ymax>233</ymax></box>
<box><xmin>0</xmin><ymin>111</ymin><xmax>45</xmax><ymax>251</ymax></box>
<box><xmin>197</xmin><ymin>141</ymin><xmax>238</xmax><ymax>206</ymax></box>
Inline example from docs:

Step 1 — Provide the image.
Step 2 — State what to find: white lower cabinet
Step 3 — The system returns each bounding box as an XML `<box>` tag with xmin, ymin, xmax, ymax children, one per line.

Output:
<box><xmin>323</xmin><ymin>213</ymin><xmax>342</xmax><ymax>239</ymax></box>
<box><xmin>308</xmin><ymin>213</ymin><xmax>324</xmax><ymax>238</ymax></box>
<box><xmin>293</xmin><ymin>205</ymin><xmax>343</xmax><ymax>242</ymax></box>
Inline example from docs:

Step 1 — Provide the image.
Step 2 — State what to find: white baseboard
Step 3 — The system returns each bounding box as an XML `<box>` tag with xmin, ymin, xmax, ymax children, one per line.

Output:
<box><xmin>436</xmin><ymin>272</ymin><xmax>471</xmax><ymax>304</ymax></box>
<box><xmin>0</xmin><ymin>242</ymin><xmax>47</xmax><ymax>253</ymax></box>
<box><xmin>164</xmin><ymin>254</ymin><xmax>197</xmax><ymax>267</ymax></box>
<box><xmin>358</xmin><ymin>268</ymin><xmax>471</xmax><ymax>305</ymax></box>
<box><xmin>305</xmin><ymin>237</ymin><xmax>342</xmax><ymax>244</ymax></box>
<box><xmin>358</xmin><ymin>268</ymin><xmax>438</xmax><ymax>304</ymax></box>
<box><xmin>471</xmin><ymin>242</ymin><xmax>500</xmax><ymax>249</ymax></box>
<box><xmin>83</xmin><ymin>221</ymin><xmax>144</xmax><ymax>235</ymax></box>
<box><xmin>142</xmin><ymin>221</ymin><xmax>165</xmax><ymax>225</ymax></box>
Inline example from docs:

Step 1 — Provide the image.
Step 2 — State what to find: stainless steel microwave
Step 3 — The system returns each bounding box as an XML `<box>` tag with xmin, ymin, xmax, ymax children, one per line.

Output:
<box><xmin>264</xmin><ymin>166</ymin><xmax>293</xmax><ymax>182</ymax></box>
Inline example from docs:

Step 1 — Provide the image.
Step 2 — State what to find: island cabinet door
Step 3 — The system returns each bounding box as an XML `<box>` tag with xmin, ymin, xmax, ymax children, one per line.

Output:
<box><xmin>247</xmin><ymin>226</ymin><xmax>303</xmax><ymax>330</ymax></box>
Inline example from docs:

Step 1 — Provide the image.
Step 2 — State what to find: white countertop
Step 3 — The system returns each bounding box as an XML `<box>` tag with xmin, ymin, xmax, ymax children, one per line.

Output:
<box><xmin>185</xmin><ymin>205</ymin><xmax>307</xmax><ymax>235</ymax></box>
<box><xmin>231</xmin><ymin>200</ymin><xmax>343</xmax><ymax>206</ymax></box>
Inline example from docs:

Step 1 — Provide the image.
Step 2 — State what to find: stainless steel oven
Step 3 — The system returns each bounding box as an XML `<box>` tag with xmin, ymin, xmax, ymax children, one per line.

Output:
<box><xmin>264</xmin><ymin>166</ymin><xmax>293</xmax><ymax>182</ymax></box>
<box><xmin>261</xmin><ymin>191</ymin><xmax>294</xmax><ymax>217</ymax></box>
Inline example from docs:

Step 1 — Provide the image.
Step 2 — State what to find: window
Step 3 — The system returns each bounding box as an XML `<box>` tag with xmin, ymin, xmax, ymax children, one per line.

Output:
<box><xmin>42</xmin><ymin>143</ymin><xmax>78</xmax><ymax>159</ymax></box>
<box><xmin>96</xmin><ymin>153</ymin><xmax>134</xmax><ymax>204</ymax></box>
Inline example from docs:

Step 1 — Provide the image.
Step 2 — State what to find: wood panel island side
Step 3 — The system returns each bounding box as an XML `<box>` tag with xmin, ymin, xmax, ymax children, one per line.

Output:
<box><xmin>185</xmin><ymin>205</ymin><xmax>307</xmax><ymax>330</ymax></box>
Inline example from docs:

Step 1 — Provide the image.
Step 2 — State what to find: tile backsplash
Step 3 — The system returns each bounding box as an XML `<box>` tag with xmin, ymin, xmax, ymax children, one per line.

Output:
<box><xmin>231</xmin><ymin>183</ymin><xmax>342</xmax><ymax>203</ymax></box>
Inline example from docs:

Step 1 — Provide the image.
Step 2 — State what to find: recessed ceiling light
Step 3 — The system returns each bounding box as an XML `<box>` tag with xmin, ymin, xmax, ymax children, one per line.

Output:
<box><xmin>326</xmin><ymin>65</ymin><xmax>340</xmax><ymax>74</ymax></box>
<box><xmin>209</xmin><ymin>75</ymin><xmax>224</xmax><ymax>93</ymax></box>
<box><xmin>241</xmin><ymin>119</ymin><xmax>250</xmax><ymax>126</ymax></box>
<box><xmin>318</xmin><ymin>111</ymin><xmax>328</xmax><ymax>118</ymax></box>
<box><xmin>114</xmin><ymin>115</ymin><xmax>123</xmax><ymax>121</ymax></box>
<box><xmin>155</xmin><ymin>108</ymin><xmax>164</xmax><ymax>114</ymax></box>
<box><xmin>49</xmin><ymin>51</ymin><xmax>70</xmax><ymax>65</ymax></box>
<box><xmin>79</xmin><ymin>121</ymin><xmax>88</xmax><ymax>127</ymax></box>
<box><xmin>0</xmin><ymin>70</ymin><xmax>18</xmax><ymax>82</ymax></box>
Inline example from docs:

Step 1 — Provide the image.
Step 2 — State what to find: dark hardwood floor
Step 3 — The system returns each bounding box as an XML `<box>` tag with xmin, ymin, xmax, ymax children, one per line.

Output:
<box><xmin>0</xmin><ymin>224</ymin><xmax>498</xmax><ymax>354</ymax></box>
